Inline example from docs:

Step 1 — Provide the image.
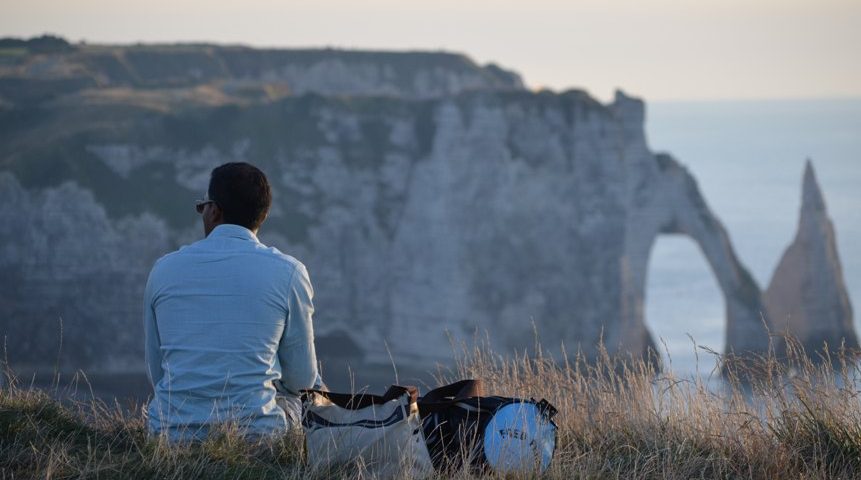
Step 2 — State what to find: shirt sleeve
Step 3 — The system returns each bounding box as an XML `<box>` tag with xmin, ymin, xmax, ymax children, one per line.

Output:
<box><xmin>143</xmin><ymin>269</ymin><xmax>164</xmax><ymax>389</ymax></box>
<box><xmin>278</xmin><ymin>263</ymin><xmax>319</xmax><ymax>394</ymax></box>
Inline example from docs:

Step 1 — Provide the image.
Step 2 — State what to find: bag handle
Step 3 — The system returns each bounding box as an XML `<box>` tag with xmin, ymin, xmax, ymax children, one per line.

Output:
<box><xmin>301</xmin><ymin>385</ymin><xmax>418</xmax><ymax>410</ymax></box>
<box><xmin>420</xmin><ymin>379</ymin><xmax>483</xmax><ymax>403</ymax></box>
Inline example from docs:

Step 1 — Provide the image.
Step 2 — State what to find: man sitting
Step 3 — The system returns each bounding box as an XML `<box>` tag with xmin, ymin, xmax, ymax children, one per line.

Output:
<box><xmin>143</xmin><ymin>162</ymin><xmax>320</xmax><ymax>441</ymax></box>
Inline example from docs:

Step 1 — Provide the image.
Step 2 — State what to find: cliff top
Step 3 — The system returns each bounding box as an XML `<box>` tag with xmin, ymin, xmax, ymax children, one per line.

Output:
<box><xmin>0</xmin><ymin>35</ymin><xmax>523</xmax><ymax>107</ymax></box>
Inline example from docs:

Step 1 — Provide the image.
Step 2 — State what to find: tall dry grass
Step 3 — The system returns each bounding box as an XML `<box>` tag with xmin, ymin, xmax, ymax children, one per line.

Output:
<box><xmin>2</xmin><ymin>337</ymin><xmax>861</xmax><ymax>479</ymax></box>
<box><xmin>443</xmin><ymin>336</ymin><xmax>861</xmax><ymax>479</ymax></box>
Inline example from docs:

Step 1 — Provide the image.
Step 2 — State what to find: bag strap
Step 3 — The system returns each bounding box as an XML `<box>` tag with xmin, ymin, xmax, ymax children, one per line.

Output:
<box><xmin>534</xmin><ymin>398</ymin><xmax>559</xmax><ymax>420</ymax></box>
<box><xmin>301</xmin><ymin>385</ymin><xmax>418</xmax><ymax>410</ymax></box>
<box><xmin>421</xmin><ymin>379</ymin><xmax>483</xmax><ymax>403</ymax></box>
<box><xmin>418</xmin><ymin>379</ymin><xmax>485</xmax><ymax>415</ymax></box>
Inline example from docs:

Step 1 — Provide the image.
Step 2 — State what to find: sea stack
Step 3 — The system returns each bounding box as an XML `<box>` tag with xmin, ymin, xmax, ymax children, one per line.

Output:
<box><xmin>764</xmin><ymin>160</ymin><xmax>859</xmax><ymax>354</ymax></box>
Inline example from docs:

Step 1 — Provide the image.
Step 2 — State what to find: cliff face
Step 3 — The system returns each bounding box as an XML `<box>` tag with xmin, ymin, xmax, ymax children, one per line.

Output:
<box><xmin>0</xmin><ymin>173</ymin><xmax>171</xmax><ymax>368</ymax></box>
<box><xmin>0</xmin><ymin>45</ymin><xmax>781</xmax><ymax>373</ymax></box>
<box><xmin>765</xmin><ymin>161</ymin><xmax>858</xmax><ymax>353</ymax></box>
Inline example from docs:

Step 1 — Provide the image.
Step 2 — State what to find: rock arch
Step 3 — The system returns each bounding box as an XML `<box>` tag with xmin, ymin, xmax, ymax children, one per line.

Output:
<box><xmin>620</xmin><ymin>152</ymin><xmax>775</xmax><ymax>364</ymax></box>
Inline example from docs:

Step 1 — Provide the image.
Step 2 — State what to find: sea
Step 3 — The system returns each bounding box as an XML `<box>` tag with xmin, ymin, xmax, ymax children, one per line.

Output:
<box><xmin>644</xmin><ymin>97</ymin><xmax>861</xmax><ymax>376</ymax></box>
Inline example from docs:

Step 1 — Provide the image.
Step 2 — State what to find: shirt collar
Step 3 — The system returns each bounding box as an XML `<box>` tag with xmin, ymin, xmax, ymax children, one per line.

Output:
<box><xmin>207</xmin><ymin>224</ymin><xmax>260</xmax><ymax>243</ymax></box>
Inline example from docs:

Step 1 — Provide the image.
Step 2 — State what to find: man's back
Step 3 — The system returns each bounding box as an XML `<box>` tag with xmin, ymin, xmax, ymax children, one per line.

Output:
<box><xmin>144</xmin><ymin>224</ymin><xmax>318</xmax><ymax>440</ymax></box>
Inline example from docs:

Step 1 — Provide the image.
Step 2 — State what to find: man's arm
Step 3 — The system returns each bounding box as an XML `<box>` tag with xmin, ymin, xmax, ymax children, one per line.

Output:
<box><xmin>278</xmin><ymin>263</ymin><xmax>319</xmax><ymax>394</ymax></box>
<box><xmin>143</xmin><ymin>270</ymin><xmax>164</xmax><ymax>389</ymax></box>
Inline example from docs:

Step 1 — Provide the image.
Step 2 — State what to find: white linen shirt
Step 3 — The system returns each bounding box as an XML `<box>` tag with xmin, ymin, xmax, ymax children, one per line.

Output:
<box><xmin>143</xmin><ymin>224</ymin><xmax>318</xmax><ymax>440</ymax></box>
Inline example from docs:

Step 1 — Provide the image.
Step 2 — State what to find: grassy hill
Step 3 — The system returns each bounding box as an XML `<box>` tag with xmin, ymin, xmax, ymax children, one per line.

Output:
<box><xmin>2</xmin><ymin>342</ymin><xmax>861</xmax><ymax>479</ymax></box>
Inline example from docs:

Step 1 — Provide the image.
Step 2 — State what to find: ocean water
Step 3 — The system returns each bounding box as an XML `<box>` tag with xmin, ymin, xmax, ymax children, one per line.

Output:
<box><xmin>643</xmin><ymin>98</ymin><xmax>861</xmax><ymax>375</ymax></box>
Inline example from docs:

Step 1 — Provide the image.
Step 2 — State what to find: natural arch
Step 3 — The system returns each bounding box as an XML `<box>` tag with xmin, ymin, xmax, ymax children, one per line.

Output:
<box><xmin>618</xmin><ymin>153</ymin><xmax>776</xmax><ymax>367</ymax></box>
<box><xmin>645</xmin><ymin>235</ymin><xmax>726</xmax><ymax>373</ymax></box>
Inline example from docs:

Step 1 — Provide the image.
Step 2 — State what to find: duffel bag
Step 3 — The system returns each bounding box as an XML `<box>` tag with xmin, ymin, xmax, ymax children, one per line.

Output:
<box><xmin>418</xmin><ymin>379</ymin><xmax>558</xmax><ymax>475</ymax></box>
<box><xmin>301</xmin><ymin>385</ymin><xmax>433</xmax><ymax>479</ymax></box>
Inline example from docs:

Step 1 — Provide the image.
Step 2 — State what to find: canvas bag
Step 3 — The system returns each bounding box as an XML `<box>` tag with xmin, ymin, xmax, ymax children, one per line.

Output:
<box><xmin>418</xmin><ymin>379</ymin><xmax>559</xmax><ymax>475</ymax></box>
<box><xmin>301</xmin><ymin>385</ymin><xmax>433</xmax><ymax>478</ymax></box>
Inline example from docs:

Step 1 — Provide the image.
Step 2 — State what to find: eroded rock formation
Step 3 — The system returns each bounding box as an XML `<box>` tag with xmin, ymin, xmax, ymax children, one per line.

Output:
<box><xmin>765</xmin><ymin>161</ymin><xmax>858</xmax><ymax>354</ymax></box>
<box><xmin>0</xmin><ymin>173</ymin><xmax>171</xmax><ymax>369</ymax></box>
<box><xmin>0</xmin><ymin>38</ymin><xmax>828</xmax><ymax>379</ymax></box>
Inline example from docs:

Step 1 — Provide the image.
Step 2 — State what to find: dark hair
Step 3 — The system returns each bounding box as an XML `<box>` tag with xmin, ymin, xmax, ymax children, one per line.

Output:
<box><xmin>208</xmin><ymin>162</ymin><xmax>272</xmax><ymax>231</ymax></box>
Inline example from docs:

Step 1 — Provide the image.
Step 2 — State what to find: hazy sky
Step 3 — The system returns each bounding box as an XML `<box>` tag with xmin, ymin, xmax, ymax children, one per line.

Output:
<box><xmin>3</xmin><ymin>0</ymin><xmax>860</xmax><ymax>101</ymax></box>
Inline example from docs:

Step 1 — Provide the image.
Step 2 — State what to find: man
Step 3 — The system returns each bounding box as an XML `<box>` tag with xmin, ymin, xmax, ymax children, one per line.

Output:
<box><xmin>143</xmin><ymin>162</ymin><xmax>320</xmax><ymax>441</ymax></box>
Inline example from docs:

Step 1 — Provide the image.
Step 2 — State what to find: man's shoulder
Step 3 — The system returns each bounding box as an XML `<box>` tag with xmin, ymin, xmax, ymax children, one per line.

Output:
<box><xmin>252</xmin><ymin>243</ymin><xmax>305</xmax><ymax>275</ymax></box>
<box><xmin>150</xmin><ymin>243</ymin><xmax>195</xmax><ymax>269</ymax></box>
<box><xmin>148</xmin><ymin>237</ymin><xmax>306</xmax><ymax>279</ymax></box>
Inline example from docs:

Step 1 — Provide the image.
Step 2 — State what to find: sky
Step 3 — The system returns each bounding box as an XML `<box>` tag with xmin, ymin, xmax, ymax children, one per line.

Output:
<box><xmin>2</xmin><ymin>0</ymin><xmax>860</xmax><ymax>102</ymax></box>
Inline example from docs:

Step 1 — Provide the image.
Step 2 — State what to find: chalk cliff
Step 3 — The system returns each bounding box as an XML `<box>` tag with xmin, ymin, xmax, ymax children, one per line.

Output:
<box><xmin>765</xmin><ymin>161</ymin><xmax>858</xmax><ymax>354</ymax></box>
<box><xmin>0</xmin><ymin>39</ymin><xmax>797</xmax><ymax>377</ymax></box>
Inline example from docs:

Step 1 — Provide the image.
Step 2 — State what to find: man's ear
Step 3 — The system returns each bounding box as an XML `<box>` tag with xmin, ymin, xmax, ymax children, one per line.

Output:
<box><xmin>213</xmin><ymin>204</ymin><xmax>224</xmax><ymax>223</ymax></box>
<box><xmin>208</xmin><ymin>203</ymin><xmax>223</xmax><ymax>224</ymax></box>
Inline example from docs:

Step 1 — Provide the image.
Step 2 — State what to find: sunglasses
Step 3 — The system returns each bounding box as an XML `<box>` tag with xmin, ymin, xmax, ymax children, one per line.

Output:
<box><xmin>195</xmin><ymin>199</ymin><xmax>216</xmax><ymax>214</ymax></box>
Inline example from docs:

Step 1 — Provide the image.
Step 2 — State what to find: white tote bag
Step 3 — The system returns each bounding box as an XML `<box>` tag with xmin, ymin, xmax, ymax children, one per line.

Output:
<box><xmin>301</xmin><ymin>385</ymin><xmax>433</xmax><ymax>479</ymax></box>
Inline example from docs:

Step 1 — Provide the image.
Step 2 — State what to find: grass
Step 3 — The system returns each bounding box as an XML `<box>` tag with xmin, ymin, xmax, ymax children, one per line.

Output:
<box><xmin>0</xmin><ymin>47</ymin><xmax>27</xmax><ymax>57</ymax></box>
<box><xmin>0</xmin><ymin>383</ymin><xmax>305</xmax><ymax>479</ymax></box>
<box><xmin>2</xmin><ymin>337</ymin><xmax>861</xmax><ymax>479</ymax></box>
